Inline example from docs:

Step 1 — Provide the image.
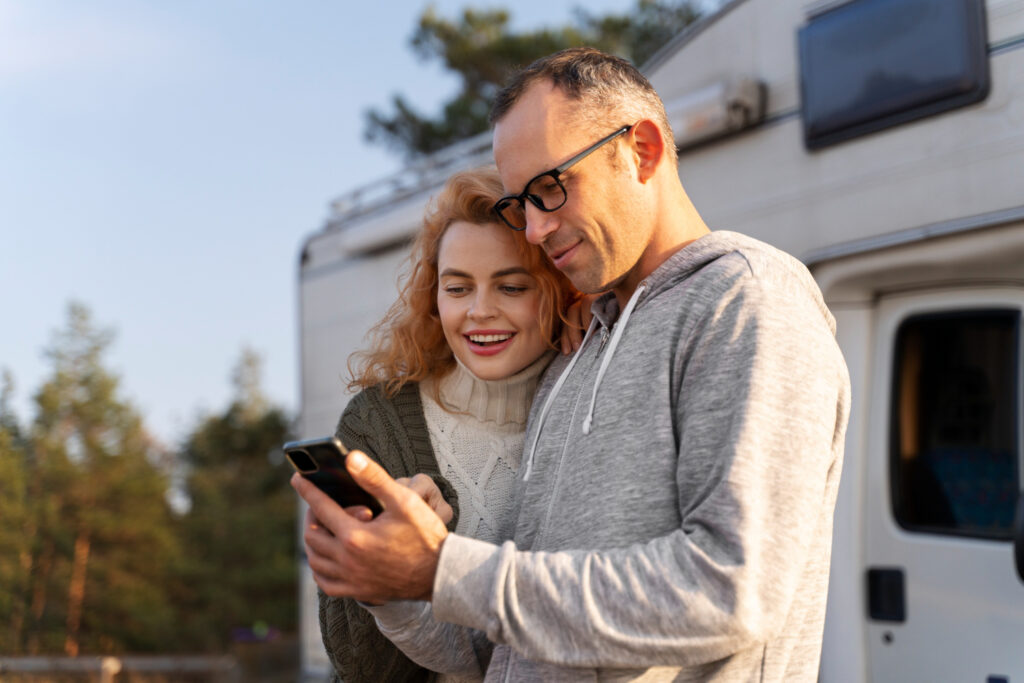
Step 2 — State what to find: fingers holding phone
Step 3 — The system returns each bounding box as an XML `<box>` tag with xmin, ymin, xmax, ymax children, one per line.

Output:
<box><xmin>290</xmin><ymin>453</ymin><xmax>448</xmax><ymax>602</ymax></box>
<box><xmin>396</xmin><ymin>473</ymin><xmax>454</xmax><ymax>525</ymax></box>
<box><xmin>283</xmin><ymin>436</ymin><xmax>383</xmax><ymax>516</ymax></box>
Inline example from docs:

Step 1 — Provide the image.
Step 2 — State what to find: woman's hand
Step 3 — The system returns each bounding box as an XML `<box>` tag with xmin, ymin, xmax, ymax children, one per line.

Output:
<box><xmin>343</xmin><ymin>473</ymin><xmax>453</xmax><ymax>525</ymax></box>
<box><xmin>344</xmin><ymin>475</ymin><xmax>452</xmax><ymax>524</ymax></box>
<box><xmin>395</xmin><ymin>474</ymin><xmax>454</xmax><ymax>525</ymax></box>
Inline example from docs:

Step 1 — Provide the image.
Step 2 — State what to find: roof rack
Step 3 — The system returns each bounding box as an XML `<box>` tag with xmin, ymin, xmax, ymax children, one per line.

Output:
<box><xmin>327</xmin><ymin>130</ymin><xmax>494</xmax><ymax>226</ymax></box>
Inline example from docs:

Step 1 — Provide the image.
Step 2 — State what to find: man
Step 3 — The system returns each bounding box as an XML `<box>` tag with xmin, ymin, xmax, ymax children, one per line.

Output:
<box><xmin>295</xmin><ymin>47</ymin><xmax>850</xmax><ymax>681</ymax></box>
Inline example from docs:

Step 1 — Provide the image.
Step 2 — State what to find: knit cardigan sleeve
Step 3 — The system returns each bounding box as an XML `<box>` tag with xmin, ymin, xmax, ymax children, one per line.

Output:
<box><xmin>316</xmin><ymin>383</ymin><xmax>460</xmax><ymax>683</ymax></box>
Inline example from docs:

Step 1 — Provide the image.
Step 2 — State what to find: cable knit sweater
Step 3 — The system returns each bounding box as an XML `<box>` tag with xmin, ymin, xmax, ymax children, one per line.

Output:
<box><xmin>421</xmin><ymin>355</ymin><xmax>549</xmax><ymax>545</ymax></box>
<box><xmin>318</xmin><ymin>353</ymin><xmax>552</xmax><ymax>683</ymax></box>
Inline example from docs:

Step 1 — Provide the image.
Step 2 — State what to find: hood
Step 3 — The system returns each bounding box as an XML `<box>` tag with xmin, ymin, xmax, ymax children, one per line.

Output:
<box><xmin>522</xmin><ymin>229</ymin><xmax>837</xmax><ymax>480</ymax></box>
<box><xmin>590</xmin><ymin>229</ymin><xmax>837</xmax><ymax>336</ymax></box>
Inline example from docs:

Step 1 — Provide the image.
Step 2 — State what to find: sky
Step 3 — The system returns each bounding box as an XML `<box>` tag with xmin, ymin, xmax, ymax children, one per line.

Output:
<box><xmin>0</xmin><ymin>0</ymin><xmax>636</xmax><ymax>447</ymax></box>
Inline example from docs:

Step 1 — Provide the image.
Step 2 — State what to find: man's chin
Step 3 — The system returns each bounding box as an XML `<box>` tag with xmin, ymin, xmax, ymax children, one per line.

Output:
<box><xmin>565</xmin><ymin>271</ymin><xmax>608</xmax><ymax>295</ymax></box>
<box><xmin>575</xmin><ymin>271</ymin><xmax>627</xmax><ymax>297</ymax></box>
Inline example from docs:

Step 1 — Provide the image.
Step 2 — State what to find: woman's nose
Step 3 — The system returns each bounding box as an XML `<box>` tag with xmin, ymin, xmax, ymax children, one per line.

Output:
<box><xmin>467</xmin><ymin>291</ymin><xmax>497</xmax><ymax>320</ymax></box>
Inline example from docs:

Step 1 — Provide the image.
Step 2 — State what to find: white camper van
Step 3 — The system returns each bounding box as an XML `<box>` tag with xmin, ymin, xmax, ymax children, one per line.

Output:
<box><xmin>296</xmin><ymin>0</ymin><xmax>1024</xmax><ymax>680</ymax></box>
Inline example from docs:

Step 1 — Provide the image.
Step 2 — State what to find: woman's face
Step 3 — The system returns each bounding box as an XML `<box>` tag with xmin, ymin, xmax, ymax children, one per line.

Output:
<box><xmin>437</xmin><ymin>221</ymin><xmax>550</xmax><ymax>381</ymax></box>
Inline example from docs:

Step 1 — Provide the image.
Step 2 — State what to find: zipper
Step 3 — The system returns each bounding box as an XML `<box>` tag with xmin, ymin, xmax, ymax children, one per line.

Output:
<box><xmin>532</xmin><ymin>340</ymin><xmax>605</xmax><ymax>550</ymax></box>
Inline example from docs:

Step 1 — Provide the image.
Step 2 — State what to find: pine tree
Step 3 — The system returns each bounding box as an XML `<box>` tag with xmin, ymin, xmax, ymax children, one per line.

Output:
<box><xmin>0</xmin><ymin>371</ymin><xmax>33</xmax><ymax>652</ymax></box>
<box><xmin>15</xmin><ymin>303</ymin><xmax>179</xmax><ymax>654</ymax></box>
<box><xmin>173</xmin><ymin>348</ymin><xmax>296</xmax><ymax>650</ymax></box>
<box><xmin>365</xmin><ymin>0</ymin><xmax>703</xmax><ymax>156</ymax></box>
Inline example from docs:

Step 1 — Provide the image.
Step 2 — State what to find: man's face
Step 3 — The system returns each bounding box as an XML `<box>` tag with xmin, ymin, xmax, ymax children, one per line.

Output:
<box><xmin>492</xmin><ymin>82</ymin><xmax>653</xmax><ymax>295</ymax></box>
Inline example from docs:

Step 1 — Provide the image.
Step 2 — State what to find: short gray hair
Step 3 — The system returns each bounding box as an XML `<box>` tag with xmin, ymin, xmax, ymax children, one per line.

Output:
<box><xmin>490</xmin><ymin>47</ymin><xmax>677</xmax><ymax>165</ymax></box>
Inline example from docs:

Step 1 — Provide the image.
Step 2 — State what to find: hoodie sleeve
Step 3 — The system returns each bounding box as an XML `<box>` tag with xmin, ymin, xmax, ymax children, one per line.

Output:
<box><xmin>431</xmin><ymin>266</ymin><xmax>850</xmax><ymax>668</ymax></box>
<box><xmin>363</xmin><ymin>600</ymin><xmax>491</xmax><ymax>677</ymax></box>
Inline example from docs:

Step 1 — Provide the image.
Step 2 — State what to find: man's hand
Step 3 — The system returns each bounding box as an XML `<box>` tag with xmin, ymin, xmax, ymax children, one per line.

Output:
<box><xmin>292</xmin><ymin>450</ymin><xmax>449</xmax><ymax>603</ymax></box>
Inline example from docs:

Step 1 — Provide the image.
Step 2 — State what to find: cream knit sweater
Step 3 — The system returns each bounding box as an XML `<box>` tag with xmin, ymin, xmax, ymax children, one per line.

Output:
<box><xmin>419</xmin><ymin>352</ymin><xmax>553</xmax><ymax>545</ymax></box>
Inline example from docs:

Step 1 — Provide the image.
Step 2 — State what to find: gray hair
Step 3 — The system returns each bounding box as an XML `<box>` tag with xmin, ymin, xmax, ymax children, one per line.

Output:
<box><xmin>490</xmin><ymin>47</ymin><xmax>677</xmax><ymax>165</ymax></box>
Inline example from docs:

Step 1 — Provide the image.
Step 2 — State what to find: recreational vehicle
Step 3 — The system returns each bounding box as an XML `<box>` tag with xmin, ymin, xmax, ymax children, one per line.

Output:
<box><xmin>296</xmin><ymin>0</ymin><xmax>1024</xmax><ymax>679</ymax></box>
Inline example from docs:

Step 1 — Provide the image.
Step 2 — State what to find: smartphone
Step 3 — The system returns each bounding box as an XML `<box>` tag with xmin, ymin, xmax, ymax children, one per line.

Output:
<box><xmin>283</xmin><ymin>436</ymin><xmax>383</xmax><ymax>516</ymax></box>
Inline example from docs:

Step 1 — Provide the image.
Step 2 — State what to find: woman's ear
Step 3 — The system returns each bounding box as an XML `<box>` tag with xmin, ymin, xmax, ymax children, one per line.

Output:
<box><xmin>631</xmin><ymin>119</ymin><xmax>665</xmax><ymax>183</ymax></box>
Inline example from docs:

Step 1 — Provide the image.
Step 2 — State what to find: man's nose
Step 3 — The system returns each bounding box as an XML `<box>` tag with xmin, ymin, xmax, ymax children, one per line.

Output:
<box><xmin>524</xmin><ymin>202</ymin><xmax>559</xmax><ymax>246</ymax></box>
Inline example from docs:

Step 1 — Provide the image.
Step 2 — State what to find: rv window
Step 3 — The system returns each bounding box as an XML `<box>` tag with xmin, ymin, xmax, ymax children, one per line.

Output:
<box><xmin>890</xmin><ymin>311</ymin><xmax>1020</xmax><ymax>540</ymax></box>
<box><xmin>798</xmin><ymin>0</ymin><xmax>990</xmax><ymax>149</ymax></box>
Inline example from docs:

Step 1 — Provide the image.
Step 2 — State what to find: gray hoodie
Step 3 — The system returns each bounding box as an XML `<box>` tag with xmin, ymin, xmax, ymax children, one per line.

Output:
<box><xmin>370</xmin><ymin>231</ymin><xmax>851</xmax><ymax>681</ymax></box>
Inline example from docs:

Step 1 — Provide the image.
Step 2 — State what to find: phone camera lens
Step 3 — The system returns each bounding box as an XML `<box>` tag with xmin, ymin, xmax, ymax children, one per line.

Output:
<box><xmin>286</xmin><ymin>449</ymin><xmax>317</xmax><ymax>473</ymax></box>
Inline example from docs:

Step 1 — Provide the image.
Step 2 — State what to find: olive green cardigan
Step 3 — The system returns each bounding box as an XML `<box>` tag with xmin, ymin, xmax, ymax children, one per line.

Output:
<box><xmin>318</xmin><ymin>382</ymin><xmax>460</xmax><ymax>683</ymax></box>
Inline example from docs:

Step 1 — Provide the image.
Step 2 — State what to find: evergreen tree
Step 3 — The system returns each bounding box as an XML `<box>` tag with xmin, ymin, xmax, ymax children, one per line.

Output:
<box><xmin>0</xmin><ymin>371</ymin><xmax>33</xmax><ymax>652</ymax></box>
<box><xmin>174</xmin><ymin>348</ymin><xmax>296</xmax><ymax>650</ymax></box>
<box><xmin>2</xmin><ymin>308</ymin><xmax>298</xmax><ymax>655</ymax></box>
<box><xmin>365</xmin><ymin>0</ymin><xmax>703</xmax><ymax>157</ymax></box>
<box><xmin>13</xmin><ymin>303</ymin><xmax>179</xmax><ymax>654</ymax></box>
<box><xmin>577</xmin><ymin>0</ymin><xmax>702</xmax><ymax>66</ymax></box>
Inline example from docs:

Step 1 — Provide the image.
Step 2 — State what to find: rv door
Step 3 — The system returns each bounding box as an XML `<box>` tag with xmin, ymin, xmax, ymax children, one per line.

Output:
<box><xmin>865</xmin><ymin>287</ymin><xmax>1024</xmax><ymax>681</ymax></box>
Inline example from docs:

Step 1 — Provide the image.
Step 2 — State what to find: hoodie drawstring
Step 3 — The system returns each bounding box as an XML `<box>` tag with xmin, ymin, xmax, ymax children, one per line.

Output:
<box><xmin>582</xmin><ymin>283</ymin><xmax>647</xmax><ymax>435</ymax></box>
<box><xmin>522</xmin><ymin>316</ymin><xmax>599</xmax><ymax>481</ymax></box>
<box><xmin>522</xmin><ymin>282</ymin><xmax>648</xmax><ymax>479</ymax></box>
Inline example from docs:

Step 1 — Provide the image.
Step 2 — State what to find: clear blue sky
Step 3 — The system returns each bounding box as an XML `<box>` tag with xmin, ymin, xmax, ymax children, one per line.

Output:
<box><xmin>0</xmin><ymin>0</ymin><xmax>635</xmax><ymax>446</ymax></box>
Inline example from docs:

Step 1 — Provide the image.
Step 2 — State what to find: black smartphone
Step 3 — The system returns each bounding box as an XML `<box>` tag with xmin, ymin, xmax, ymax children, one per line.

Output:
<box><xmin>283</xmin><ymin>436</ymin><xmax>383</xmax><ymax>516</ymax></box>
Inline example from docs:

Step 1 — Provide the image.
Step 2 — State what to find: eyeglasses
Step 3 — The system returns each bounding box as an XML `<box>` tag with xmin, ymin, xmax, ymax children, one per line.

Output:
<box><xmin>493</xmin><ymin>124</ymin><xmax>633</xmax><ymax>231</ymax></box>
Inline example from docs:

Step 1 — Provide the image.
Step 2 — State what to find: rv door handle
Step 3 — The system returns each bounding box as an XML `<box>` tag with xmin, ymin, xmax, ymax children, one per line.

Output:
<box><xmin>867</xmin><ymin>567</ymin><xmax>906</xmax><ymax>622</ymax></box>
<box><xmin>1014</xmin><ymin>491</ymin><xmax>1024</xmax><ymax>584</ymax></box>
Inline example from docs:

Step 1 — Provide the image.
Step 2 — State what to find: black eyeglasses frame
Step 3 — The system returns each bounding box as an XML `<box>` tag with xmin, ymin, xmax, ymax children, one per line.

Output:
<box><xmin>492</xmin><ymin>124</ymin><xmax>633</xmax><ymax>231</ymax></box>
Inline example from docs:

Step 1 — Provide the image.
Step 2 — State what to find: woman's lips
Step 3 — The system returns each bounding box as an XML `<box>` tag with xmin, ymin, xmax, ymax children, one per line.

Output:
<box><xmin>465</xmin><ymin>331</ymin><xmax>516</xmax><ymax>356</ymax></box>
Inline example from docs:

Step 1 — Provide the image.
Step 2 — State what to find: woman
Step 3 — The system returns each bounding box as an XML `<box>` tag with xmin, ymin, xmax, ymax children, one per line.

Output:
<box><xmin>318</xmin><ymin>167</ymin><xmax>579</xmax><ymax>683</ymax></box>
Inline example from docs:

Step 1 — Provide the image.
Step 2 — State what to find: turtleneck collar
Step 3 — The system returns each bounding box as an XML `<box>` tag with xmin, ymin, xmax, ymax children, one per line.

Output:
<box><xmin>432</xmin><ymin>350</ymin><xmax>555</xmax><ymax>426</ymax></box>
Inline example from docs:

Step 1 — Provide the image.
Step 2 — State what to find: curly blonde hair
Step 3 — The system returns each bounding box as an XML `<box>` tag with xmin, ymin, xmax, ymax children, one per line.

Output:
<box><xmin>348</xmin><ymin>167</ymin><xmax>578</xmax><ymax>396</ymax></box>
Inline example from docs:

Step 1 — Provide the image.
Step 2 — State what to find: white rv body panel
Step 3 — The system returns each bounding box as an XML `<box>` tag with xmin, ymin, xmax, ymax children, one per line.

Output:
<box><xmin>297</xmin><ymin>1</ymin><xmax>1024</xmax><ymax>679</ymax></box>
<box><xmin>646</xmin><ymin>0</ymin><xmax>1024</xmax><ymax>261</ymax></box>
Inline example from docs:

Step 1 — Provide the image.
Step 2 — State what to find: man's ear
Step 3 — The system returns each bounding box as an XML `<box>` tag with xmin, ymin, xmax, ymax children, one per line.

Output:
<box><xmin>631</xmin><ymin>119</ymin><xmax>665</xmax><ymax>183</ymax></box>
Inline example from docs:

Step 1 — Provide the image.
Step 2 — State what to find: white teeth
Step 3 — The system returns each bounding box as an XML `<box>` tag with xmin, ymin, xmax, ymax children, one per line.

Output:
<box><xmin>469</xmin><ymin>333</ymin><xmax>513</xmax><ymax>343</ymax></box>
